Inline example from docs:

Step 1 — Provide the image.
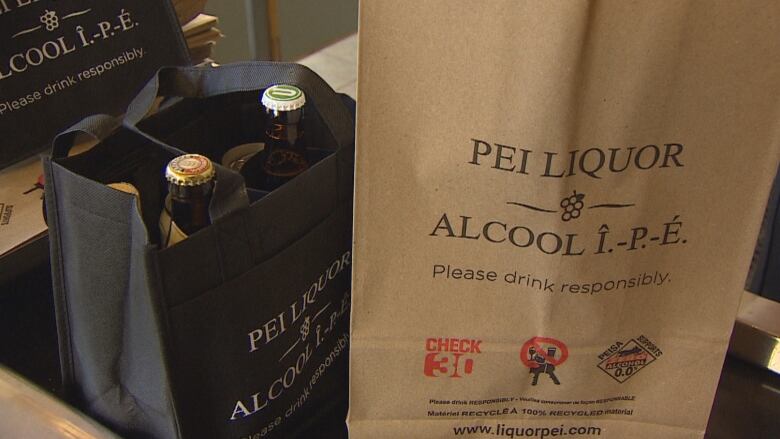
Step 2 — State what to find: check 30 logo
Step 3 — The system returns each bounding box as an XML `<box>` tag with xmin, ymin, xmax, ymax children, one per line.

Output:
<box><xmin>423</xmin><ymin>337</ymin><xmax>482</xmax><ymax>378</ymax></box>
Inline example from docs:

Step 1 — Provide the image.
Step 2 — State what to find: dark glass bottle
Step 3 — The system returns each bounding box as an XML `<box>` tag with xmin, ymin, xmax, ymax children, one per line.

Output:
<box><xmin>163</xmin><ymin>154</ymin><xmax>215</xmax><ymax>246</ymax></box>
<box><xmin>241</xmin><ymin>84</ymin><xmax>310</xmax><ymax>191</ymax></box>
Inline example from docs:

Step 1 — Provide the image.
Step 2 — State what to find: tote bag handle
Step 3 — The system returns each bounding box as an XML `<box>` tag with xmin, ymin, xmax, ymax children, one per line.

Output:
<box><xmin>51</xmin><ymin>114</ymin><xmax>121</xmax><ymax>159</ymax></box>
<box><xmin>124</xmin><ymin>62</ymin><xmax>355</xmax><ymax>151</ymax></box>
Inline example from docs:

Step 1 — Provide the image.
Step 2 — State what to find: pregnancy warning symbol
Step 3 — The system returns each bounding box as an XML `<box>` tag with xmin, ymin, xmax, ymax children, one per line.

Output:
<box><xmin>520</xmin><ymin>337</ymin><xmax>568</xmax><ymax>386</ymax></box>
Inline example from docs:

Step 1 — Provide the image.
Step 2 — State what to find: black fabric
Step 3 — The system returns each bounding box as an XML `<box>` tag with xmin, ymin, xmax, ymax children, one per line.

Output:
<box><xmin>0</xmin><ymin>0</ymin><xmax>188</xmax><ymax>168</ymax></box>
<box><xmin>44</xmin><ymin>63</ymin><xmax>354</xmax><ymax>439</ymax></box>
<box><xmin>0</xmin><ymin>261</ymin><xmax>60</xmax><ymax>394</ymax></box>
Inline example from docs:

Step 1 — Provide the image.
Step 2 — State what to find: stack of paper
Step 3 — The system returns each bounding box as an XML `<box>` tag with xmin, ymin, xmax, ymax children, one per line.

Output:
<box><xmin>182</xmin><ymin>14</ymin><xmax>223</xmax><ymax>64</ymax></box>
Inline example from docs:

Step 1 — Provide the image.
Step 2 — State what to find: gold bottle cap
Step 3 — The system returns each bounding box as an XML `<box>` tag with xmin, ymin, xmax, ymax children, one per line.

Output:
<box><xmin>261</xmin><ymin>84</ymin><xmax>306</xmax><ymax>112</ymax></box>
<box><xmin>165</xmin><ymin>154</ymin><xmax>215</xmax><ymax>187</ymax></box>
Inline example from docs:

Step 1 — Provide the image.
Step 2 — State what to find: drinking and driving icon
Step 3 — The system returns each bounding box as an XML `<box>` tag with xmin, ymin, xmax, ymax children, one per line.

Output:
<box><xmin>520</xmin><ymin>337</ymin><xmax>569</xmax><ymax>386</ymax></box>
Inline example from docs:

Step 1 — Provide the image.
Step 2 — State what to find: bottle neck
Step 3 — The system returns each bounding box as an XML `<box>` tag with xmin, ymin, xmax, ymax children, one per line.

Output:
<box><xmin>259</xmin><ymin>106</ymin><xmax>309</xmax><ymax>189</ymax></box>
<box><xmin>169</xmin><ymin>181</ymin><xmax>213</xmax><ymax>236</ymax></box>
<box><xmin>265</xmin><ymin>107</ymin><xmax>304</xmax><ymax>147</ymax></box>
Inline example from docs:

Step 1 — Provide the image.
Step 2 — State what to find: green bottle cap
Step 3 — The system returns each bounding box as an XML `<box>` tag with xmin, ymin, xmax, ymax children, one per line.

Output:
<box><xmin>261</xmin><ymin>84</ymin><xmax>306</xmax><ymax>112</ymax></box>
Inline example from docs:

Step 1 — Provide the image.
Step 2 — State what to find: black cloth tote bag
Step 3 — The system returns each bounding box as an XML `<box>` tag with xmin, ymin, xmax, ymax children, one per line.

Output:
<box><xmin>42</xmin><ymin>63</ymin><xmax>354</xmax><ymax>439</ymax></box>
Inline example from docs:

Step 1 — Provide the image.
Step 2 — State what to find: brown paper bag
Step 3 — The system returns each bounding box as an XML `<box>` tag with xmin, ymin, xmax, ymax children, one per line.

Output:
<box><xmin>349</xmin><ymin>1</ymin><xmax>780</xmax><ymax>438</ymax></box>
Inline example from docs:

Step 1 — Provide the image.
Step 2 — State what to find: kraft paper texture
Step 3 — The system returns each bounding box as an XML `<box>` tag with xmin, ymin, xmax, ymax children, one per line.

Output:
<box><xmin>349</xmin><ymin>1</ymin><xmax>780</xmax><ymax>438</ymax></box>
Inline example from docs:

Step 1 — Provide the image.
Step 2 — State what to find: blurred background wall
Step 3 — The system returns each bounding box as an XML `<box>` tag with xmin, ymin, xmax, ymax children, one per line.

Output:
<box><xmin>205</xmin><ymin>0</ymin><xmax>358</xmax><ymax>62</ymax></box>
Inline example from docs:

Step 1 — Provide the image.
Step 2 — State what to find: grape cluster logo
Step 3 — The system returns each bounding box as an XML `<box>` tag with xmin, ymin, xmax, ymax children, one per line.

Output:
<box><xmin>299</xmin><ymin>316</ymin><xmax>310</xmax><ymax>341</ymax></box>
<box><xmin>560</xmin><ymin>191</ymin><xmax>585</xmax><ymax>221</ymax></box>
<box><xmin>40</xmin><ymin>10</ymin><xmax>59</xmax><ymax>32</ymax></box>
<box><xmin>520</xmin><ymin>337</ymin><xmax>568</xmax><ymax>386</ymax></box>
<box><xmin>508</xmin><ymin>190</ymin><xmax>635</xmax><ymax>222</ymax></box>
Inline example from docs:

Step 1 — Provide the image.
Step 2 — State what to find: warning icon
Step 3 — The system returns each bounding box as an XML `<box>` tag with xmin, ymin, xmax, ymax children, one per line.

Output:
<box><xmin>597</xmin><ymin>339</ymin><xmax>656</xmax><ymax>383</ymax></box>
<box><xmin>520</xmin><ymin>337</ymin><xmax>569</xmax><ymax>386</ymax></box>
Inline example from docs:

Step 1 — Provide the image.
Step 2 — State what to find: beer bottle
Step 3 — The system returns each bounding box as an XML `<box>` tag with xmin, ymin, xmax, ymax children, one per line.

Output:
<box><xmin>162</xmin><ymin>154</ymin><xmax>215</xmax><ymax>246</ymax></box>
<box><xmin>242</xmin><ymin>84</ymin><xmax>310</xmax><ymax>191</ymax></box>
